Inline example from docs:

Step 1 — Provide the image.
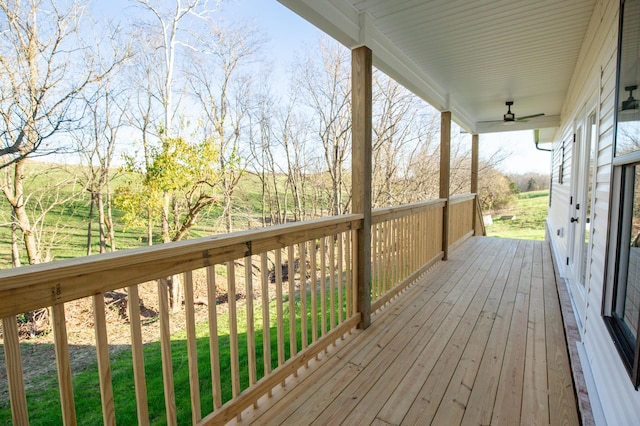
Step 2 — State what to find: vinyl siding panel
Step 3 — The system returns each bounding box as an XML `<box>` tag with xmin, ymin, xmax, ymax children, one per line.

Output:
<box><xmin>549</xmin><ymin>0</ymin><xmax>640</xmax><ymax>421</ymax></box>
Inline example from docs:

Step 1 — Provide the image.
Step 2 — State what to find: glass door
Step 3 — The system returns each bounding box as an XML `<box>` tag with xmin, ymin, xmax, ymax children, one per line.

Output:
<box><xmin>568</xmin><ymin>112</ymin><xmax>596</xmax><ymax>325</ymax></box>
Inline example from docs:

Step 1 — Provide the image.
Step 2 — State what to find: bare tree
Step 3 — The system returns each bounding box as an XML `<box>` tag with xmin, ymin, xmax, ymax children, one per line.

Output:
<box><xmin>187</xmin><ymin>22</ymin><xmax>263</xmax><ymax>232</ymax></box>
<box><xmin>123</xmin><ymin>30</ymin><xmax>164</xmax><ymax>245</ymax></box>
<box><xmin>134</xmin><ymin>0</ymin><xmax>213</xmax><ymax>247</ymax></box>
<box><xmin>248</xmin><ymin>86</ymin><xmax>285</xmax><ymax>225</ymax></box>
<box><xmin>78</xmin><ymin>84</ymin><xmax>127</xmax><ymax>254</ymax></box>
<box><xmin>400</xmin><ymin>112</ymin><xmax>441</xmax><ymax>203</ymax></box>
<box><xmin>295</xmin><ymin>38</ymin><xmax>351</xmax><ymax>216</ymax></box>
<box><xmin>0</xmin><ymin>0</ymin><xmax>125</xmax><ymax>264</ymax></box>
<box><xmin>371</xmin><ymin>71</ymin><xmax>423</xmax><ymax>207</ymax></box>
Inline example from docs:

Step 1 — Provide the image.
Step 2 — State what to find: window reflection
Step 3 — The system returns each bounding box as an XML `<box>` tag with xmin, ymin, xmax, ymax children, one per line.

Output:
<box><xmin>614</xmin><ymin>0</ymin><xmax>640</xmax><ymax>156</ymax></box>
<box><xmin>616</xmin><ymin>121</ymin><xmax>640</xmax><ymax>156</ymax></box>
<box><xmin>615</xmin><ymin>166</ymin><xmax>640</xmax><ymax>342</ymax></box>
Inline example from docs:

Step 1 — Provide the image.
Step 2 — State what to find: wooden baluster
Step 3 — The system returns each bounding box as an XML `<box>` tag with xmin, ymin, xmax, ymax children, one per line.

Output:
<box><xmin>260</xmin><ymin>253</ymin><xmax>272</xmax><ymax>395</ymax></box>
<box><xmin>320</xmin><ymin>238</ymin><xmax>327</xmax><ymax>336</ymax></box>
<box><xmin>52</xmin><ymin>303</ymin><xmax>77</xmax><ymax>426</ymax></box>
<box><xmin>345</xmin><ymin>230</ymin><xmax>352</xmax><ymax>317</ymax></box>
<box><xmin>405</xmin><ymin>215</ymin><xmax>409</xmax><ymax>276</ymax></box>
<box><xmin>157</xmin><ymin>280</ymin><xmax>177</xmax><ymax>426</ymax></box>
<box><xmin>299</xmin><ymin>242</ymin><xmax>308</xmax><ymax>349</ymax></box>
<box><xmin>352</xmin><ymin>229</ymin><xmax>358</xmax><ymax>316</ymax></box>
<box><xmin>2</xmin><ymin>315</ymin><xmax>28</xmax><ymax>425</ymax></box>
<box><xmin>287</xmin><ymin>245</ymin><xmax>297</xmax><ymax>360</ymax></box>
<box><xmin>337</xmin><ymin>233</ymin><xmax>343</xmax><ymax>324</ymax></box>
<box><xmin>93</xmin><ymin>294</ymin><xmax>115</xmax><ymax>425</ymax></box>
<box><xmin>245</xmin><ymin>256</ymin><xmax>257</xmax><ymax>389</ymax></box>
<box><xmin>183</xmin><ymin>271</ymin><xmax>201</xmax><ymax>422</ymax></box>
<box><xmin>206</xmin><ymin>266</ymin><xmax>222</xmax><ymax>409</ymax></box>
<box><xmin>394</xmin><ymin>218</ymin><xmax>399</xmax><ymax>288</ymax></box>
<box><xmin>275</xmin><ymin>249</ymin><xmax>285</xmax><ymax>375</ymax></box>
<box><xmin>371</xmin><ymin>222</ymin><xmax>378</xmax><ymax>300</ymax></box>
<box><xmin>310</xmin><ymin>240</ymin><xmax>318</xmax><ymax>342</ymax></box>
<box><xmin>377</xmin><ymin>222</ymin><xmax>382</xmax><ymax>298</ymax></box>
<box><xmin>227</xmin><ymin>261</ymin><xmax>240</xmax><ymax>399</ymax></box>
<box><xmin>329</xmin><ymin>235</ymin><xmax>336</xmax><ymax>330</ymax></box>
<box><xmin>385</xmin><ymin>220</ymin><xmax>391</xmax><ymax>294</ymax></box>
<box><xmin>127</xmin><ymin>285</ymin><xmax>150</xmax><ymax>425</ymax></box>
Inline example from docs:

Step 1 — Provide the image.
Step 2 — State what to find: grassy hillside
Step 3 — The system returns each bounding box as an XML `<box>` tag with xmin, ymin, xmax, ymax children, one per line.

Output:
<box><xmin>0</xmin><ymin>163</ymin><xmax>326</xmax><ymax>269</ymax></box>
<box><xmin>484</xmin><ymin>190</ymin><xmax>549</xmax><ymax>240</ymax></box>
<box><xmin>1</xmin><ymin>162</ymin><xmax>549</xmax><ymax>269</ymax></box>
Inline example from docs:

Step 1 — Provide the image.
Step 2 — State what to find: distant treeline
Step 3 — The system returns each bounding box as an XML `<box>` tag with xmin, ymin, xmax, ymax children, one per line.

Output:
<box><xmin>507</xmin><ymin>172</ymin><xmax>551</xmax><ymax>193</ymax></box>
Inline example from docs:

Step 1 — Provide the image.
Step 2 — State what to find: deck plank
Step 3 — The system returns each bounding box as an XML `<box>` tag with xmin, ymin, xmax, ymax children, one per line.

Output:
<box><xmin>461</xmin><ymin>239</ymin><xmax>526</xmax><ymax>425</ymax></box>
<box><xmin>491</xmin><ymin>240</ymin><xmax>535</xmax><ymax>425</ymax></box>
<box><xmin>243</xmin><ymin>237</ymin><xmax>580</xmax><ymax>426</ymax></box>
<box><xmin>246</xmin><ymin>241</ymin><xmax>485</xmax><ymax>425</ymax></box>
<box><xmin>521</xmin><ymin>241</ymin><xmax>550</xmax><ymax>425</ymax></box>
<box><xmin>430</xmin><ymin>238</ymin><xmax>519</xmax><ymax>425</ymax></box>
<box><xmin>372</xmin><ymin>240</ymin><xmax>500</xmax><ymax>425</ymax></box>
<box><xmin>543</xmin><ymin>243</ymin><xmax>580</xmax><ymax>425</ymax></box>
<box><xmin>307</xmin><ymin>239</ymin><xmax>492</xmax><ymax>424</ymax></box>
<box><xmin>398</xmin><ymin>239</ymin><xmax>509</xmax><ymax>424</ymax></box>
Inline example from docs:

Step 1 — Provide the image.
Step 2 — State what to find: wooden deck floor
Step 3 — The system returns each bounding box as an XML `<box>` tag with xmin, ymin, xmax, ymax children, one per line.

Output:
<box><xmin>235</xmin><ymin>237</ymin><xmax>579</xmax><ymax>425</ymax></box>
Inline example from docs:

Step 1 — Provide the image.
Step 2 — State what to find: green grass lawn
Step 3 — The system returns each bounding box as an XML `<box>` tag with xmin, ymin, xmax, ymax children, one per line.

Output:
<box><xmin>0</xmin><ymin>287</ymin><xmax>351</xmax><ymax>425</ymax></box>
<box><xmin>484</xmin><ymin>190</ymin><xmax>549</xmax><ymax>240</ymax></box>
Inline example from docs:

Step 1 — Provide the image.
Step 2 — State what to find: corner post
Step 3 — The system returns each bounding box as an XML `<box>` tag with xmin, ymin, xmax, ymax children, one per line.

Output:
<box><xmin>471</xmin><ymin>133</ymin><xmax>479</xmax><ymax>235</ymax></box>
<box><xmin>440</xmin><ymin>111</ymin><xmax>451</xmax><ymax>260</ymax></box>
<box><xmin>352</xmin><ymin>46</ymin><xmax>372</xmax><ymax>329</ymax></box>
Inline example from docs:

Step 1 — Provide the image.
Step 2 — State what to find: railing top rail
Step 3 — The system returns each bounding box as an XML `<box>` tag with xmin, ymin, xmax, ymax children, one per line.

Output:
<box><xmin>449</xmin><ymin>193</ymin><xmax>476</xmax><ymax>204</ymax></box>
<box><xmin>372</xmin><ymin>198</ymin><xmax>446</xmax><ymax>223</ymax></box>
<box><xmin>0</xmin><ymin>214</ymin><xmax>363</xmax><ymax>318</ymax></box>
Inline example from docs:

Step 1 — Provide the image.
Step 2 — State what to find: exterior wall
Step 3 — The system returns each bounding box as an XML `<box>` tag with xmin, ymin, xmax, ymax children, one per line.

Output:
<box><xmin>548</xmin><ymin>1</ymin><xmax>640</xmax><ymax>423</ymax></box>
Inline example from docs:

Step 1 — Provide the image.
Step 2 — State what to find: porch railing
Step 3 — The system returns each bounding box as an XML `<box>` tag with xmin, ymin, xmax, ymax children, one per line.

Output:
<box><xmin>0</xmin><ymin>194</ymin><xmax>478</xmax><ymax>425</ymax></box>
<box><xmin>370</xmin><ymin>199</ymin><xmax>445</xmax><ymax>312</ymax></box>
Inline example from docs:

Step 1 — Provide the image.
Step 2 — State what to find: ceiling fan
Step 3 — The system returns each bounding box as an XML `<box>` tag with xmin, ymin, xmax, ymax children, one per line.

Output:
<box><xmin>500</xmin><ymin>101</ymin><xmax>545</xmax><ymax>124</ymax></box>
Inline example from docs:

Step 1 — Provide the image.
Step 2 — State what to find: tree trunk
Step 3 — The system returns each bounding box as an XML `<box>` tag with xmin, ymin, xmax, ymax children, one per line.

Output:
<box><xmin>86</xmin><ymin>191</ymin><xmax>95</xmax><ymax>256</ymax></box>
<box><xmin>224</xmin><ymin>188</ymin><xmax>233</xmax><ymax>233</ymax></box>
<box><xmin>105</xmin><ymin>180</ymin><xmax>116</xmax><ymax>251</ymax></box>
<box><xmin>12</xmin><ymin>160</ymin><xmax>39</xmax><ymax>264</ymax></box>
<box><xmin>147</xmin><ymin>207</ymin><xmax>153</xmax><ymax>246</ymax></box>
<box><xmin>97</xmin><ymin>191</ymin><xmax>107</xmax><ymax>254</ymax></box>
<box><xmin>11</xmin><ymin>207</ymin><xmax>21</xmax><ymax>267</ymax></box>
<box><xmin>162</xmin><ymin>191</ymin><xmax>170</xmax><ymax>243</ymax></box>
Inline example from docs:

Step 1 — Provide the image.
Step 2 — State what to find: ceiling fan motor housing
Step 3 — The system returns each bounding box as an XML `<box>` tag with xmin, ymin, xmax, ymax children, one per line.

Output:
<box><xmin>504</xmin><ymin>101</ymin><xmax>515</xmax><ymax>121</ymax></box>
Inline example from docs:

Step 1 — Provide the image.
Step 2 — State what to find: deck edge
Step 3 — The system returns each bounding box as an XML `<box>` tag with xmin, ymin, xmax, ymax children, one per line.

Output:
<box><xmin>546</xmin><ymin>228</ymin><xmax>596</xmax><ymax>426</ymax></box>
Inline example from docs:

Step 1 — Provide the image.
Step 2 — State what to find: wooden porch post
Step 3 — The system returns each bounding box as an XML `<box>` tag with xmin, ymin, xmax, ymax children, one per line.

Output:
<box><xmin>352</xmin><ymin>46</ymin><xmax>372</xmax><ymax>329</ymax></box>
<box><xmin>440</xmin><ymin>111</ymin><xmax>451</xmax><ymax>260</ymax></box>
<box><xmin>471</xmin><ymin>133</ymin><xmax>479</xmax><ymax>235</ymax></box>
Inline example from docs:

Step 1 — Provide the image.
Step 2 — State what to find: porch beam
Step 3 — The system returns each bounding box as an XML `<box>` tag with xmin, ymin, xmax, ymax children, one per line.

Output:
<box><xmin>471</xmin><ymin>133</ymin><xmax>479</xmax><ymax>236</ymax></box>
<box><xmin>440</xmin><ymin>111</ymin><xmax>451</xmax><ymax>260</ymax></box>
<box><xmin>352</xmin><ymin>45</ymin><xmax>372</xmax><ymax>329</ymax></box>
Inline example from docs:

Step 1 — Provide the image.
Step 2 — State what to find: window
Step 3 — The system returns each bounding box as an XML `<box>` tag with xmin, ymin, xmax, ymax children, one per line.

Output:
<box><xmin>605</xmin><ymin>0</ymin><xmax>640</xmax><ymax>387</ymax></box>
<box><xmin>606</xmin><ymin>165</ymin><xmax>640</xmax><ymax>387</ymax></box>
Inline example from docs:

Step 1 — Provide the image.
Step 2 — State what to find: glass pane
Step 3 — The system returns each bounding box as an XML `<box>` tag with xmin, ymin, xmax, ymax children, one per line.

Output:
<box><xmin>615</xmin><ymin>0</ymin><xmax>640</xmax><ymax>156</ymax></box>
<box><xmin>616</xmin><ymin>166</ymin><xmax>640</xmax><ymax>342</ymax></box>
<box><xmin>580</xmin><ymin>114</ymin><xmax>597</xmax><ymax>285</ymax></box>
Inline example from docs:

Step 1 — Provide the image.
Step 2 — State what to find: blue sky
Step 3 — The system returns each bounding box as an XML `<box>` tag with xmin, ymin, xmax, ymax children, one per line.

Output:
<box><xmin>94</xmin><ymin>0</ymin><xmax>551</xmax><ymax>175</ymax></box>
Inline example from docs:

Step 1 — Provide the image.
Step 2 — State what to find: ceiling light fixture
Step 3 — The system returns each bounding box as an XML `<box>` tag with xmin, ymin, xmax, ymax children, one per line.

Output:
<box><xmin>622</xmin><ymin>85</ymin><xmax>639</xmax><ymax>112</ymax></box>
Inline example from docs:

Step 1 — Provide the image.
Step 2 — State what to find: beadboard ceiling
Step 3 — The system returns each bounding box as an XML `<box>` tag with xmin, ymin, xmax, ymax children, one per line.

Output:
<box><xmin>277</xmin><ymin>0</ymin><xmax>597</xmax><ymax>137</ymax></box>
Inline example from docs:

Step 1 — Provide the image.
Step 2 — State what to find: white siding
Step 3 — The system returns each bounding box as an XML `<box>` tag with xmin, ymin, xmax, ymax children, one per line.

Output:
<box><xmin>548</xmin><ymin>1</ymin><xmax>640</xmax><ymax>423</ymax></box>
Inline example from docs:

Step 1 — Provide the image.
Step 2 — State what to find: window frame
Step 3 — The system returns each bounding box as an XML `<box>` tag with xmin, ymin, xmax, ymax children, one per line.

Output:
<box><xmin>604</xmin><ymin>163</ymin><xmax>640</xmax><ymax>388</ymax></box>
<box><xmin>604</xmin><ymin>0</ymin><xmax>640</xmax><ymax>388</ymax></box>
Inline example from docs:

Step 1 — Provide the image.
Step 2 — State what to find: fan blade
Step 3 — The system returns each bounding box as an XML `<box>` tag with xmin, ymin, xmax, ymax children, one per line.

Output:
<box><xmin>476</xmin><ymin>120</ymin><xmax>505</xmax><ymax>126</ymax></box>
<box><xmin>516</xmin><ymin>113</ymin><xmax>545</xmax><ymax>121</ymax></box>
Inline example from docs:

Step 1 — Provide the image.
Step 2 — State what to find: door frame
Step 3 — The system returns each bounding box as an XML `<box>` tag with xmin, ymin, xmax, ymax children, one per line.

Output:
<box><xmin>567</xmin><ymin>102</ymin><xmax>598</xmax><ymax>327</ymax></box>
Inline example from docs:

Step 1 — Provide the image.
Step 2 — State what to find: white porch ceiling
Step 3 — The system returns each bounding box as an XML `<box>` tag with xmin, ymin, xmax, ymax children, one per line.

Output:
<box><xmin>277</xmin><ymin>0</ymin><xmax>596</xmax><ymax>137</ymax></box>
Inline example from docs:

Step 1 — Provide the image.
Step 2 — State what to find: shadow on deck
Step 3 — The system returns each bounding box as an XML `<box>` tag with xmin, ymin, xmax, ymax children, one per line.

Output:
<box><xmin>232</xmin><ymin>237</ymin><xmax>583</xmax><ymax>425</ymax></box>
